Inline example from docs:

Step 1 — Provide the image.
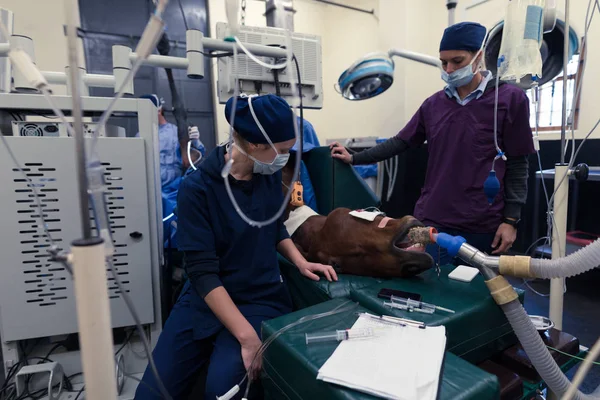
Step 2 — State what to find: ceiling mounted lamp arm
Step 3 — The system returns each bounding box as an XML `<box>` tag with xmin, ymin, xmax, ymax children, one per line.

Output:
<box><xmin>387</xmin><ymin>49</ymin><xmax>441</xmax><ymax>68</ymax></box>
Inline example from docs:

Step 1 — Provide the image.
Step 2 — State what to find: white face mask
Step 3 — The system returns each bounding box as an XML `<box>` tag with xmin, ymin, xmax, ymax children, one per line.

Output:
<box><xmin>233</xmin><ymin>142</ymin><xmax>290</xmax><ymax>175</ymax></box>
<box><xmin>440</xmin><ymin>49</ymin><xmax>482</xmax><ymax>88</ymax></box>
<box><xmin>233</xmin><ymin>95</ymin><xmax>290</xmax><ymax>175</ymax></box>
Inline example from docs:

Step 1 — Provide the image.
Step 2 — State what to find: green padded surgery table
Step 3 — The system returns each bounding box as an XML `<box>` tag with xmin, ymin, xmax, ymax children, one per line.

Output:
<box><xmin>280</xmin><ymin>259</ymin><xmax>524</xmax><ymax>364</ymax></box>
<box><xmin>262</xmin><ymin>298</ymin><xmax>500</xmax><ymax>400</ymax></box>
<box><xmin>350</xmin><ymin>268</ymin><xmax>525</xmax><ymax>364</ymax></box>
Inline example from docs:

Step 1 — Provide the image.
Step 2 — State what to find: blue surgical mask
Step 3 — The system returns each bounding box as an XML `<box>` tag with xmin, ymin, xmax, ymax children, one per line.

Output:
<box><xmin>441</xmin><ymin>50</ymin><xmax>481</xmax><ymax>88</ymax></box>
<box><xmin>232</xmin><ymin>95</ymin><xmax>290</xmax><ymax>175</ymax></box>
<box><xmin>234</xmin><ymin>143</ymin><xmax>290</xmax><ymax>175</ymax></box>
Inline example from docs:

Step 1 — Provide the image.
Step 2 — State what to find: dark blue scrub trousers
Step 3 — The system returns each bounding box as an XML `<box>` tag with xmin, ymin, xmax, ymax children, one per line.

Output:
<box><xmin>134</xmin><ymin>288</ymin><xmax>264</xmax><ymax>400</ymax></box>
<box><xmin>426</xmin><ymin>227</ymin><xmax>496</xmax><ymax>267</ymax></box>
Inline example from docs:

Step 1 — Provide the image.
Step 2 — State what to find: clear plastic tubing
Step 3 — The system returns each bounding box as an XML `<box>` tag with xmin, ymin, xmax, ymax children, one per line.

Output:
<box><xmin>305</xmin><ymin>328</ymin><xmax>374</xmax><ymax>344</ymax></box>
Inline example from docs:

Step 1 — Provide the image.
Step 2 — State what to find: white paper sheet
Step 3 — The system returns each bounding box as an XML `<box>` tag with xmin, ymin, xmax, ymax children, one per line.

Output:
<box><xmin>317</xmin><ymin>314</ymin><xmax>446</xmax><ymax>400</ymax></box>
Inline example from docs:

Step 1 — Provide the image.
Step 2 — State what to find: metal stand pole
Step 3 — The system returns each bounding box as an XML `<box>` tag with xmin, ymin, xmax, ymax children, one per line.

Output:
<box><xmin>559</xmin><ymin>0</ymin><xmax>570</xmax><ymax>165</ymax></box>
<box><xmin>549</xmin><ymin>164</ymin><xmax>569</xmax><ymax>331</ymax></box>
<box><xmin>71</xmin><ymin>239</ymin><xmax>118</xmax><ymax>400</ymax></box>
<box><xmin>548</xmin><ymin>1</ymin><xmax>571</xmax><ymax>397</ymax></box>
<box><xmin>549</xmin><ymin>0</ymin><xmax>571</xmax><ymax>332</ymax></box>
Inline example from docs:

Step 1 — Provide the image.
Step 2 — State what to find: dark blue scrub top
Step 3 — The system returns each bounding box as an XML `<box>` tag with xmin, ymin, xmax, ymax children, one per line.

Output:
<box><xmin>176</xmin><ymin>145</ymin><xmax>293</xmax><ymax>339</ymax></box>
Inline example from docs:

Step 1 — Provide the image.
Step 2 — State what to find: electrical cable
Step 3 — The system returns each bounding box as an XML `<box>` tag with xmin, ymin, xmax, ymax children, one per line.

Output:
<box><xmin>233</xmin><ymin>37</ymin><xmax>288</xmax><ymax>70</ymax></box>
<box><xmin>107</xmin><ymin>259</ymin><xmax>172</xmax><ymax>400</ymax></box>
<box><xmin>226</xmin><ymin>301</ymin><xmax>358</xmax><ymax>399</ymax></box>
<box><xmin>115</xmin><ymin>329</ymin><xmax>135</xmax><ymax>356</ymax></box>
<box><xmin>273</xmin><ymin>69</ymin><xmax>281</xmax><ymax>97</ymax></box>
<box><xmin>0</xmin><ymin>356</ymin><xmax>66</xmax><ymax>400</ymax></box>
<box><xmin>243</xmin><ymin>378</ymin><xmax>251</xmax><ymax>399</ymax></box>
<box><xmin>123</xmin><ymin>373</ymin><xmax>164</xmax><ymax>398</ymax></box>
<box><xmin>18</xmin><ymin>338</ymin><xmax>134</xmax><ymax>399</ymax></box>
<box><xmin>562</xmin><ymin>337</ymin><xmax>600</xmax><ymax>400</ymax></box>
<box><xmin>26</xmin><ymin>111</ymin><xmax>60</xmax><ymax>119</ymax></box>
<box><xmin>384</xmin><ymin>155</ymin><xmax>398</xmax><ymax>202</ymax></box>
<box><xmin>525</xmin><ymin>84</ymin><xmax>554</xmax><ymax>298</ymax></box>
<box><xmin>546</xmin><ymin>346</ymin><xmax>600</xmax><ymax>366</ymax></box>
<box><xmin>521</xmin><ymin>235</ymin><xmax>554</xmax><ymax>297</ymax></box>
<box><xmin>177</xmin><ymin>0</ymin><xmax>189</xmax><ymax>31</ymax></box>
<box><xmin>73</xmin><ymin>386</ymin><xmax>84</xmax><ymax>400</ymax></box>
<box><xmin>491</xmin><ymin>71</ymin><xmax>506</xmax><ymax>172</ymax></box>
<box><xmin>43</xmin><ymin>343</ymin><xmax>67</xmax><ymax>359</ymax></box>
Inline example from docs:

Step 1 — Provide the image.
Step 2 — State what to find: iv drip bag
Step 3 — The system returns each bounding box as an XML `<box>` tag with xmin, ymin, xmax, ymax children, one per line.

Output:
<box><xmin>497</xmin><ymin>0</ymin><xmax>545</xmax><ymax>83</ymax></box>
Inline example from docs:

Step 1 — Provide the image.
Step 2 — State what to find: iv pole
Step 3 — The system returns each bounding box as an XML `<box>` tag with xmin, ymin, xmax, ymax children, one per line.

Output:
<box><xmin>549</xmin><ymin>0</ymin><xmax>571</xmax><ymax>333</ymax></box>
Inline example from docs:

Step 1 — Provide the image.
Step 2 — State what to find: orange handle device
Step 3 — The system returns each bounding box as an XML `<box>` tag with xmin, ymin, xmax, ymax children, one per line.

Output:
<box><xmin>290</xmin><ymin>181</ymin><xmax>304</xmax><ymax>207</ymax></box>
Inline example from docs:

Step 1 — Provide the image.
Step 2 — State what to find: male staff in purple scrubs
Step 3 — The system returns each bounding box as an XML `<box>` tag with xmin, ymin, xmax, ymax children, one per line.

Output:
<box><xmin>330</xmin><ymin>22</ymin><xmax>535</xmax><ymax>265</ymax></box>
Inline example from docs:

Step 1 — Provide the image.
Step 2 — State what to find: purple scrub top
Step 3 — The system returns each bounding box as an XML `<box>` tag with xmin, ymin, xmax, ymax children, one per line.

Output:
<box><xmin>398</xmin><ymin>83</ymin><xmax>535</xmax><ymax>233</ymax></box>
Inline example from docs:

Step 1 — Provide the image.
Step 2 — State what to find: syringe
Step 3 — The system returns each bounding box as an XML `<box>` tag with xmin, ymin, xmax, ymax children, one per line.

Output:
<box><xmin>305</xmin><ymin>327</ymin><xmax>375</xmax><ymax>345</ymax></box>
<box><xmin>386</xmin><ymin>296</ymin><xmax>455</xmax><ymax>314</ymax></box>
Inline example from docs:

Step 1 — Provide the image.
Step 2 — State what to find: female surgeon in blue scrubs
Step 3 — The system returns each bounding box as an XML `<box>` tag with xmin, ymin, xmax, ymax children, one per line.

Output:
<box><xmin>134</xmin><ymin>94</ymin><xmax>337</xmax><ymax>400</ymax></box>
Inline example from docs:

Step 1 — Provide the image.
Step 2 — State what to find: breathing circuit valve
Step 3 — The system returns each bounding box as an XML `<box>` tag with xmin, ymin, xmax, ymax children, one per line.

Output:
<box><xmin>435</xmin><ymin>233</ymin><xmax>466</xmax><ymax>257</ymax></box>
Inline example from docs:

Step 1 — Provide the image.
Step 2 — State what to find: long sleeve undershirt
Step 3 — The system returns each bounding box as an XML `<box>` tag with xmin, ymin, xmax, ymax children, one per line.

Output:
<box><xmin>350</xmin><ymin>136</ymin><xmax>409</xmax><ymax>165</ymax></box>
<box><xmin>503</xmin><ymin>155</ymin><xmax>529</xmax><ymax>220</ymax></box>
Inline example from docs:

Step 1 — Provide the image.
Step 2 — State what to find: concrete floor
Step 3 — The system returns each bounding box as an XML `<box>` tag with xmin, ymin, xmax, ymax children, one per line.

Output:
<box><xmin>510</xmin><ymin>267</ymin><xmax>600</xmax><ymax>394</ymax></box>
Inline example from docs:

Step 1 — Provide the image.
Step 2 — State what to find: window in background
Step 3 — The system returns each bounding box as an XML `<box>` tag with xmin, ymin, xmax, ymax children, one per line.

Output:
<box><xmin>526</xmin><ymin>53</ymin><xmax>583</xmax><ymax>131</ymax></box>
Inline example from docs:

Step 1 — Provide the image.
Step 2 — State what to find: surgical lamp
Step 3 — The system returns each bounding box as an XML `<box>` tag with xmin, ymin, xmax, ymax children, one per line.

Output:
<box><xmin>336</xmin><ymin>49</ymin><xmax>440</xmax><ymax>101</ymax></box>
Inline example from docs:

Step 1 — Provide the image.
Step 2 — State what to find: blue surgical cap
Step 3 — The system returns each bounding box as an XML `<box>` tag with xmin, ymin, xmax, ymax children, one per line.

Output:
<box><xmin>140</xmin><ymin>94</ymin><xmax>163</xmax><ymax>110</ymax></box>
<box><xmin>225</xmin><ymin>94</ymin><xmax>296</xmax><ymax>144</ymax></box>
<box><xmin>439</xmin><ymin>22</ymin><xmax>487</xmax><ymax>52</ymax></box>
<box><xmin>291</xmin><ymin>118</ymin><xmax>320</xmax><ymax>153</ymax></box>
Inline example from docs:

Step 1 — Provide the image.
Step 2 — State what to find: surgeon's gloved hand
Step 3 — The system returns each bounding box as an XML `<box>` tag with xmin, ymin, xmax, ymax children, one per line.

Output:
<box><xmin>329</xmin><ymin>142</ymin><xmax>353</xmax><ymax>164</ymax></box>
<box><xmin>298</xmin><ymin>261</ymin><xmax>339</xmax><ymax>282</ymax></box>
<box><xmin>240</xmin><ymin>331</ymin><xmax>262</xmax><ymax>380</ymax></box>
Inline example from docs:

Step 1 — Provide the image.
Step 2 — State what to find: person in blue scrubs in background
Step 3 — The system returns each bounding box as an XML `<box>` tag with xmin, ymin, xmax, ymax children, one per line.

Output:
<box><xmin>135</xmin><ymin>94</ymin><xmax>337</xmax><ymax>400</ymax></box>
<box><xmin>136</xmin><ymin>94</ymin><xmax>205</xmax><ymax>248</ymax></box>
<box><xmin>137</xmin><ymin>94</ymin><xmax>205</xmax><ymax>188</ymax></box>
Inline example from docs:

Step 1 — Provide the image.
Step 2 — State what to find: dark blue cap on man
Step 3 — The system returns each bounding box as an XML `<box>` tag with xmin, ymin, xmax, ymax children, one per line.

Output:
<box><xmin>439</xmin><ymin>22</ymin><xmax>487</xmax><ymax>52</ymax></box>
<box><xmin>225</xmin><ymin>94</ymin><xmax>296</xmax><ymax>144</ymax></box>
